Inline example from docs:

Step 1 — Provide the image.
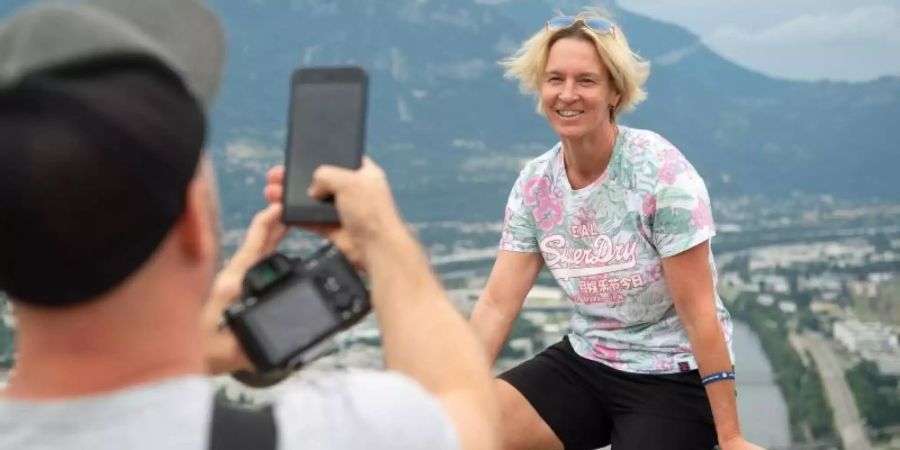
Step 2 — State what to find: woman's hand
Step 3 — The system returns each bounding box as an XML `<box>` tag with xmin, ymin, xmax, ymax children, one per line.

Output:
<box><xmin>201</xmin><ymin>204</ymin><xmax>288</xmax><ymax>374</ymax></box>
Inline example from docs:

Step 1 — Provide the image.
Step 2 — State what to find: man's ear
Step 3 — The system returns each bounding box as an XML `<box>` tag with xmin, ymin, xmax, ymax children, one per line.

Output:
<box><xmin>175</xmin><ymin>177</ymin><xmax>217</xmax><ymax>261</ymax></box>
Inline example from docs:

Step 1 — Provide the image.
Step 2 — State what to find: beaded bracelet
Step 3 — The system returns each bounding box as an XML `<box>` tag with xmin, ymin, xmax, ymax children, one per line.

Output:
<box><xmin>701</xmin><ymin>371</ymin><xmax>735</xmax><ymax>386</ymax></box>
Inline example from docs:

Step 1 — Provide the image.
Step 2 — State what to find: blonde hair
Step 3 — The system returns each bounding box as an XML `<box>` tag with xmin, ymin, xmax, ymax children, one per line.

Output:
<box><xmin>501</xmin><ymin>7</ymin><xmax>650</xmax><ymax>118</ymax></box>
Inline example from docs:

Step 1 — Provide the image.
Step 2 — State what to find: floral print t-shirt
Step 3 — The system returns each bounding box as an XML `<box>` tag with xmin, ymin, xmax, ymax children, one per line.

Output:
<box><xmin>500</xmin><ymin>125</ymin><xmax>734</xmax><ymax>374</ymax></box>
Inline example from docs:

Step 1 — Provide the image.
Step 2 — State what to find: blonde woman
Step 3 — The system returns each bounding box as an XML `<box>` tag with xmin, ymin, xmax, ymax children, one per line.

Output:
<box><xmin>469</xmin><ymin>9</ymin><xmax>765</xmax><ymax>450</ymax></box>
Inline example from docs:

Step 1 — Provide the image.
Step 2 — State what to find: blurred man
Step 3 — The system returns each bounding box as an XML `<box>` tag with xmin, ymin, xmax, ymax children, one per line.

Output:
<box><xmin>0</xmin><ymin>1</ymin><xmax>499</xmax><ymax>449</ymax></box>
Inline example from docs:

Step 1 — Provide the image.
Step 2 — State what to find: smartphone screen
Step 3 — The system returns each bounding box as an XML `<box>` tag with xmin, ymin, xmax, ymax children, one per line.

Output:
<box><xmin>283</xmin><ymin>67</ymin><xmax>368</xmax><ymax>223</ymax></box>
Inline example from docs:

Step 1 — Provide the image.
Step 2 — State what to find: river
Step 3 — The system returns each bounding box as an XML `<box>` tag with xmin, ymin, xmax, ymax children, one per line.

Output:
<box><xmin>733</xmin><ymin>321</ymin><xmax>792</xmax><ymax>448</ymax></box>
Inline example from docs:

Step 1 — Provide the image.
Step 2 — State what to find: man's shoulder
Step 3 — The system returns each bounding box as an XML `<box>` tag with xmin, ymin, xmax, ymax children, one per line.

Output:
<box><xmin>274</xmin><ymin>370</ymin><xmax>459</xmax><ymax>450</ymax></box>
<box><xmin>0</xmin><ymin>376</ymin><xmax>214</xmax><ymax>450</ymax></box>
<box><xmin>278</xmin><ymin>369</ymin><xmax>411</xmax><ymax>391</ymax></box>
<box><xmin>275</xmin><ymin>369</ymin><xmax>439</xmax><ymax>412</ymax></box>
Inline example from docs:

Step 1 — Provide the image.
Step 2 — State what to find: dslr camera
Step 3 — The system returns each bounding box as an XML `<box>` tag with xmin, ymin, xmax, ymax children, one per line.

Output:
<box><xmin>225</xmin><ymin>245</ymin><xmax>370</xmax><ymax>381</ymax></box>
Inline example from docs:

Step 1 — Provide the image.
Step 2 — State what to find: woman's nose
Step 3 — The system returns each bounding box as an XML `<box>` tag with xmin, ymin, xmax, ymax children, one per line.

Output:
<box><xmin>558</xmin><ymin>81</ymin><xmax>578</xmax><ymax>102</ymax></box>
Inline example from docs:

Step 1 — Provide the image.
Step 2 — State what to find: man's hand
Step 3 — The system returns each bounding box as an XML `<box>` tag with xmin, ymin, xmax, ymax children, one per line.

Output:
<box><xmin>719</xmin><ymin>436</ymin><xmax>768</xmax><ymax>450</ymax></box>
<box><xmin>201</xmin><ymin>204</ymin><xmax>288</xmax><ymax>375</ymax></box>
<box><xmin>264</xmin><ymin>157</ymin><xmax>404</xmax><ymax>269</ymax></box>
<box><xmin>268</xmin><ymin>159</ymin><xmax>502</xmax><ymax>450</ymax></box>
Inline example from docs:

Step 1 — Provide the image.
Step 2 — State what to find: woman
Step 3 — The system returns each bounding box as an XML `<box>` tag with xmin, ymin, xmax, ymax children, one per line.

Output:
<box><xmin>469</xmin><ymin>9</ymin><xmax>765</xmax><ymax>450</ymax></box>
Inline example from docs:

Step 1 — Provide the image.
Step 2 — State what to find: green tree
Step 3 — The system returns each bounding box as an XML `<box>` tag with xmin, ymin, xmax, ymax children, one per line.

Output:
<box><xmin>847</xmin><ymin>361</ymin><xmax>900</xmax><ymax>429</ymax></box>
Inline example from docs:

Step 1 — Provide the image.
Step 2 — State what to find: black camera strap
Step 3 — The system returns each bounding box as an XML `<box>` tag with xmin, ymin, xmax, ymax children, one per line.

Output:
<box><xmin>209</xmin><ymin>400</ymin><xmax>277</xmax><ymax>450</ymax></box>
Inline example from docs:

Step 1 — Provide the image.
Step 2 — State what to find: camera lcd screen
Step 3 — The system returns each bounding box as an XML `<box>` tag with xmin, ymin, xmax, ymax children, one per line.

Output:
<box><xmin>285</xmin><ymin>82</ymin><xmax>365</xmax><ymax>208</ymax></box>
<box><xmin>244</xmin><ymin>278</ymin><xmax>337</xmax><ymax>364</ymax></box>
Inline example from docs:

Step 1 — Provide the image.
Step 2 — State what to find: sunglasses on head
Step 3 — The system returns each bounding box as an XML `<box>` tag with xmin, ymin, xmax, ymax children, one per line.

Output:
<box><xmin>546</xmin><ymin>16</ymin><xmax>615</xmax><ymax>35</ymax></box>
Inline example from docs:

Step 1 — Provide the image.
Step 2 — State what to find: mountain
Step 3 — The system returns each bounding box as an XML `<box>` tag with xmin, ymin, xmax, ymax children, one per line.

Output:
<box><xmin>3</xmin><ymin>0</ymin><xmax>898</xmax><ymax>225</ymax></box>
<box><xmin>207</xmin><ymin>0</ymin><xmax>900</xmax><ymax>223</ymax></box>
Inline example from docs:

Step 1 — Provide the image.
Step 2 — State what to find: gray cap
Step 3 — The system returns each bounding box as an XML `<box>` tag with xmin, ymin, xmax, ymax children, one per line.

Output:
<box><xmin>0</xmin><ymin>0</ymin><xmax>225</xmax><ymax>109</ymax></box>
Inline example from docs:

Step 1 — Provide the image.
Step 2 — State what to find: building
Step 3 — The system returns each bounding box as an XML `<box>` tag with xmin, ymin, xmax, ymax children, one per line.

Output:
<box><xmin>833</xmin><ymin>320</ymin><xmax>899</xmax><ymax>354</ymax></box>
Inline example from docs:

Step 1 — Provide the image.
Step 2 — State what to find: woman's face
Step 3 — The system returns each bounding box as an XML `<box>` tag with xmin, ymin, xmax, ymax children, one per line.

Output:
<box><xmin>540</xmin><ymin>37</ymin><xmax>620</xmax><ymax>141</ymax></box>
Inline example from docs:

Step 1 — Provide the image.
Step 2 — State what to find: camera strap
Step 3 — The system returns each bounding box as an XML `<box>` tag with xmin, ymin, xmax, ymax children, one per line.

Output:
<box><xmin>209</xmin><ymin>400</ymin><xmax>277</xmax><ymax>450</ymax></box>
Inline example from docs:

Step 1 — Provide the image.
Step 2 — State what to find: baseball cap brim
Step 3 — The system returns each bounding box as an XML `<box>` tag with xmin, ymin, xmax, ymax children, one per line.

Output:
<box><xmin>0</xmin><ymin>0</ymin><xmax>225</xmax><ymax>109</ymax></box>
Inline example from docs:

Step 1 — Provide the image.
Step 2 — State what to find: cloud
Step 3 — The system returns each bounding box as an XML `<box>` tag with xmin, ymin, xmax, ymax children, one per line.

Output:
<box><xmin>654</xmin><ymin>44</ymin><xmax>701</xmax><ymax>66</ymax></box>
<box><xmin>621</xmin><ymin>1</ymin><xmax>900</xmax><ymax>81</ymax></box>
<box><xmin>700</xmin><ymin>5</ymin><xmax>900</xmax><ymax>80</ymax></box>
<box><xmin>707</xmin><ymin>5</ymin><xmax>900</xmax><ymax>46</ymax></box>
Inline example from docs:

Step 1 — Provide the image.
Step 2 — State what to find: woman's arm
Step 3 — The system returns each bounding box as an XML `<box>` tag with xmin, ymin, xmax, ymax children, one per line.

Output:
<box><xmin>469</xmin><ymin>250</ymin><xmax>543</xmax><ymax>363</ymax></box>
<box><xmin>663</xmin><ymin>240</ymin><xmax>765</xmax><ymax>450</ymax></box>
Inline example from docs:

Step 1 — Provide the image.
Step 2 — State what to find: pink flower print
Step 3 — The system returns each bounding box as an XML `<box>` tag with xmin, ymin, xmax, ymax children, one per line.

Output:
<box><xmin>641</xmin><ymin>195</ymin><xmax>656</xmax><ymax>218</ymax></box>
<box><xmin>660</xmin><ymin>147</ymin><xmax>681</xmax><ymax>163</ymax></box>
<box><xmin>525</xmin><ymin>179</ymin><xmax>564</xmax><ymax>232</ymax></box>
<box><xmin>658</xmin><ymin>162</ymin><xmax>679</xmax><ymax>185</ymax></box>
<box><xmin>574</xmin><ymin>206</ymin><xmax>597</xmax><ymax>228</ymax></box>
<box><xmin>533</xmin><ymin>199</ymin><xmax>563</xmax><ymax>232</ymax></box>
<box><xmin>592</xmin><ymin>342</ymin><xmax>621</xmax><ymax>363</ymax></box>
<box><xmin>691</xmin><ymin>200</ymin><xmax>714</xmax><ymax>229</ymax></box>
<box><xmin>676</xmin><ymin>343</ymin><xmax>693</xmax><ymax>353</ymax></box>
<box><xmin>646</xmin><ymin>263</ymin><xmax>664</xmax><ymax>282</ymax></box>
<box><xmin>522</xmin><ymin>176</ymin><xmax>550</xmax><ymax>207</ymax></box>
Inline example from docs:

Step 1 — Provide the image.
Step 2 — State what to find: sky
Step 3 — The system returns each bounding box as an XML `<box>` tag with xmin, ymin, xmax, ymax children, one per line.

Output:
<box><xmin>619</xmin><ymin>0</ymin><xmax>900</xmax><ymax>82</ymax></box>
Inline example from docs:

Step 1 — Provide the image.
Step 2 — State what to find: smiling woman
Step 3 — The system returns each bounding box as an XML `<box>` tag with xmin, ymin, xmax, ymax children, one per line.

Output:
<box><xmin>501</xmin><ymin>9</ymin><xmax>648</xmax><ymax>118</ymax></box>
<box><xmin>468</xmin><ymin>6</ymin><xmax>766</xmax><ymax>450</ymax></box>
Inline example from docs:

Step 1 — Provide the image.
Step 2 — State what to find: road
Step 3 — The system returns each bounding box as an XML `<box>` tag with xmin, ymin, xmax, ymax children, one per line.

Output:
<box><xmin>799</xmin><ymin>332</ymin><xmax>872</xmax><ymax>450</ymax></box>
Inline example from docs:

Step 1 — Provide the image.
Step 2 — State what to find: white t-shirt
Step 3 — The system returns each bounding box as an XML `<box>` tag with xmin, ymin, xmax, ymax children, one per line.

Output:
<box><xmin>500</xmin><ymin>125</ymin><xmax>734</xmax><ymax>374</ymax></box>
<box><xmin>0</xmin><ymin>371</ymin><xmax>459</xmax><ymax>450</ymax></box>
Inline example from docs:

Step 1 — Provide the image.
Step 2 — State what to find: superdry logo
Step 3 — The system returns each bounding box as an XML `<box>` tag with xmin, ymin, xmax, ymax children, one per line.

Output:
<box><xmin>539</xmin><ymin>234</ymin><xmax>638</xmax><ymax>280</ymax></box>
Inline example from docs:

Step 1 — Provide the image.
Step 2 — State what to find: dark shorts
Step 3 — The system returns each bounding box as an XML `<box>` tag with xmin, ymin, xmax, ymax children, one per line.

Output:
<box><xmin>499</xmin><ymin>337</ymin><xmax>718</xmax><ymax>450</ymax></box>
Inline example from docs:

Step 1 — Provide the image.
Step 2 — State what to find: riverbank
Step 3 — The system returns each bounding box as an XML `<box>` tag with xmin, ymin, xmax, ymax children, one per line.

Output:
<box><xmin>730</xmin><ymin>295</ymin><xmax>836</xmax><ymax>444</ymax></box>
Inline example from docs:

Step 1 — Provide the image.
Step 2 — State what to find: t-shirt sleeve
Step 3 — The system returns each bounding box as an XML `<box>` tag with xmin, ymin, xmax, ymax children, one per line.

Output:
<box><xmin>650</xmin><ymin>153</ymin><xmax>716</xmax><ymax>258</ymax></box>
<box><xmin>275</xmin><ymin>370</ymin><xmax>460</xmax><ymax>450</ymax></box>
<box><xmin>499</xmin><ymin>170</ymin><xmax>540</xmax><ymax>253</ymax></box>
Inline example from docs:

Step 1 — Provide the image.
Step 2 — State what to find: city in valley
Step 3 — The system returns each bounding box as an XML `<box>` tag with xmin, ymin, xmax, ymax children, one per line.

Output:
<box><xmin>3</xmin><ymin>195</ymin><xmax>899</xmax><ymax>449</ymax></box>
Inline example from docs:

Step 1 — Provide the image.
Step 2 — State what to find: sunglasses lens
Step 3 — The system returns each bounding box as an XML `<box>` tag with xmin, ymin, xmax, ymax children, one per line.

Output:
<box><xmin>584</xmin><ymin>18</ymin><xmax>614</xmax><ymax>33</ymax></box>
<box><xmin>547</xmin><ymin>16</ymin><xmax>577</xmax><ymax>30</ymax></box>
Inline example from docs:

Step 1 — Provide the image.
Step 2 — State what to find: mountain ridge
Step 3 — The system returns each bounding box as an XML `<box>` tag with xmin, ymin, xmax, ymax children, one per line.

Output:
<box><xmin>1</xmin><ymin>0</ymin><xmax>896</xmax><ymax>224</ymax></box>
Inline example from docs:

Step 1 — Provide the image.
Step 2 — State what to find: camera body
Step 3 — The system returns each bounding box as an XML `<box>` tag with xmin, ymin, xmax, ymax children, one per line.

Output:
<box><xmin>225</xmin><ymin>245</ymin><xmax>370</xmax><ymax>373</ymax></box>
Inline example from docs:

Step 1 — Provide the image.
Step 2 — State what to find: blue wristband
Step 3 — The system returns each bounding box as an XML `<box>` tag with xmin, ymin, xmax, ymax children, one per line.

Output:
<box><xmin>701</xmin><ymin>371</ymin><xmax>735</xmax><ymax>386</ymax></box>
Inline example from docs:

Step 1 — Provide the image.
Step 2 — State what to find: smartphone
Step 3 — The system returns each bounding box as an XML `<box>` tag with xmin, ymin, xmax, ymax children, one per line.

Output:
<box><xmin>282</xmin><ymin>66</ymin><xmax>368</xmax><ymax>223</ymax></box>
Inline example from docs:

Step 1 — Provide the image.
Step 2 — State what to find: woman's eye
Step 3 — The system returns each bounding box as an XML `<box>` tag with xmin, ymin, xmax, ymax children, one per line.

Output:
<box><xmin>579</xmin><ymin>79</ymin><xmax>596</xmax><ymax>85</ymax></box>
